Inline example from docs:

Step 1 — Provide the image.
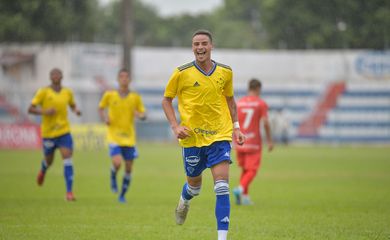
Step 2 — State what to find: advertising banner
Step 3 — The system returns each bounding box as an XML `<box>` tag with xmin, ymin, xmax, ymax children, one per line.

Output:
<box><xmin>0</xmin><ymin>124</ymin><xmax>41</xmax><ymax>149</ymax></box>
<box><xmin>0</xmin><ymin>123</ymin><xmax>107</xmax><ymax>150</ymax></box>
<box><xmin>71</xmin><ymin>124</ymin><xmax>107</xmax><ymax>150</ymax></box>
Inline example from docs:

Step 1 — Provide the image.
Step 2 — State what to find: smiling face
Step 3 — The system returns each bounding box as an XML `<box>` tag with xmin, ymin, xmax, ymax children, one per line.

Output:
<box><xmin>50</xmin><ymin>68</ymin><xmax>62</xmax><ymax>85</ymax></box>
<box><xmin>192</xmin><ymin>33</ymin><xmax>213</xmax><ymax>64</ymax></box>
<box><xmin>118</xmin><ymin>70</ymin><xmax>130</xmax><ymax>88</ymax></box>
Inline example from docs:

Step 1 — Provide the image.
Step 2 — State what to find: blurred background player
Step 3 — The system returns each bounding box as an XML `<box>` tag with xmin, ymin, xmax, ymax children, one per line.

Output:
<box><xmin>98</xmin><ymin>68</ymin><xmax>146</xmax><ymax>203</ymax></box>
<box><xmin>272</xmin><ymin>108</ymin><xmax>290</xmax><ymax>145</ymax></box>
<box><xmin>28</xmin><ymin>68</ymin><xmax>82</xmax><ymax>201</ymax></box>
<box><xmin>162</xmin><ymin>29</ymin><xmax>245</xmax><ymax>240</ymax></box>
<box><xmin>233</xmin><ymin>78</ymin><xmax>273</xmax><ymax>205</ymax></box>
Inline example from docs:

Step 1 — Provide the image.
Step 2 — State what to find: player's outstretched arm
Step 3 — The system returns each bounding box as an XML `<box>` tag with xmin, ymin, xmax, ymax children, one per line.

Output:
<box><xmin>98</xmin><ymin>107</ymin><xmax>110</xmax><ymax>125</ymax></box>
<box><xmin>70</xmin><ymin>104</ymin><xmax>82</xmax><ymax>116</ymax></box>
<box><xmin>28</xmin><ymin>104</ymin><xmax>56</xmax><ymax>116</ymax></box>
<box><xmin>263</xmin><ymin>117</ymin><xmax>274</xmax><ymax>152</ymax></box>
<box><xmin>135</xmin><ymin>111</ymin><xmax>147</xmax><ymax>121</ymax></box>
<box><xmin>226</xmin><ymin>96</ymin><xmax>246</xmax><ymax>145</ymax></box>
<box><xmin>162</xmin><ymin>97</ymin><xmax>190</xmax><ymax>139</ymax></box>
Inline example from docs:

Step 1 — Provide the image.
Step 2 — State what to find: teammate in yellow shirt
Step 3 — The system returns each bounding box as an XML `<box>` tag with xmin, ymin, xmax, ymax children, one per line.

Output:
<box><xmin>28</xmin><ymin>68</ymin><xmax>81</xmax><ymax>201</ymax></box>
<box><xmin>162</xmin><ymin>29</ymin><xmax>245</xmax><ymax>240</ymax></box>
<box><xmin>98</xmin><ymin>68</ymin><xmax>146</xmax><ymax>203</ymax></box>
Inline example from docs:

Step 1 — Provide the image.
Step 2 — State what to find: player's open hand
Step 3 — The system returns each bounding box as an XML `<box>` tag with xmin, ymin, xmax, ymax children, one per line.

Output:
<box><xmin>173</xmin><ymin>125</ymin><xmax>191</xmax><ymax>139</ymax></box>
<box><xmin>135</xmin><ymin>111</ymin><xmax>146</xmax><ymax>121</ymax></box>
<box><xmin>234</xmin><ymin>128</ymin><xmax>246</xmax><ymax>145</ymax></box>
<box><xmin>73</xmin><ymin>109</ymin><xmax>82</xmax><ymax>116</ymax></box>
<box><xmin>268</xmin><ymin>142</ymin><xmax>274</xmax><ymax>152</ymax></box>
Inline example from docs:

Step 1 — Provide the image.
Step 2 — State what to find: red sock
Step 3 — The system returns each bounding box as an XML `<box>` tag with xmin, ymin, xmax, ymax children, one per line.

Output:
<box><xmin>240</xmin><ymin>170</ymin><xmax>257</xmax><ymax>195</ymax></box>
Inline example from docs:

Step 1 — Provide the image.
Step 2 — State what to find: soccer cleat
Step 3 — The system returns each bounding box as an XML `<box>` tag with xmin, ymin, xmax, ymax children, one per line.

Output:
<box><xmin>66</xmin><ymin>192</ymin><xmax>76</xmax><ymax>201</ymax></box>
<box><xmin>241</xmin><ymin>195</ymin><xmax>254</xmax><ymax>205</ymax></box>
<box><xmin>233</xmin><ymin>187</ymin><xmax>243</xmax><ymax>205</ymax></box>
<box><xmin>118</xmin><ymin>196</ymin><xmax>126</xmax><ymax>203</ymax></box>
<box><xmin>175</xmin><ymin>199</ymin><xmax>189</xmax><ymax>225</ymax></box>
<box><xmin>37</xmin><ymin>171</ymin><xmax>45</xmax><ymax>186</ymax></box>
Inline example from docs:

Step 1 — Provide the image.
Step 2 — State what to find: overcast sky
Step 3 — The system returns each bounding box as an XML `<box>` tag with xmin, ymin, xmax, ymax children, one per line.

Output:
<box><xmin>99</xmin><ymin>0</ymin><xmax>223</xmax><ymax>17</ymax></box>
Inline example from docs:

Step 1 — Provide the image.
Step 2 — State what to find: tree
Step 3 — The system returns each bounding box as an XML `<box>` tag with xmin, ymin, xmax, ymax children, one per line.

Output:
<box><xmin>0</xmin><ymin>0</ymin><xmax>98</xmax><ymax>42</ymax></box>
<box><xmin>260</xmin><ymin>0</ymin><xmax>390</xmax><ymax>49</ymax></box>
<box><xmin>1</xmin><ymin>0</ymin><xmax>388</xmax><ymax>49</ymax></box>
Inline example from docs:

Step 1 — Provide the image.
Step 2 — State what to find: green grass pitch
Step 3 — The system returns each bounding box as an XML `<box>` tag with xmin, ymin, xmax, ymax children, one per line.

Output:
<box><xmin>1</xmin><ymin>143</ymin><xmax>389</xmax><ymax>240</ymax></box>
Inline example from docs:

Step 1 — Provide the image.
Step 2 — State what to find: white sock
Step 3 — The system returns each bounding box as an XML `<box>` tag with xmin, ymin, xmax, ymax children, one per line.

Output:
<box><xmin>180</xmin><ymin>195</ymin><xmax>189</xmax><ymax>205</ymax></box>
<box><xmin>218</xmin><ymin>230</ymin><xmax>228</xmax><ymax>240</ymax></box>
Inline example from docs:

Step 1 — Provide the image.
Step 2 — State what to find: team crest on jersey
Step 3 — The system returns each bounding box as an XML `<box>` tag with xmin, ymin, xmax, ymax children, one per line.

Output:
<box><xmin>185</xmin><ymin>155</ymin><xmax>200</xmax><ymax>167</ymax></box>
<box><xmin>193</xmin><ymin>81</ymin><xmax>200</xmax><ymax>87</ymax></box>
<box><xmin>216</xmin><ymin>77</ymin><xmax>225</xmax><ymax>90</ymax></box>
<box><xmin>187</xmin><ymin>167</ymin><xmax>195</xmax><ymax>174</ymax></box>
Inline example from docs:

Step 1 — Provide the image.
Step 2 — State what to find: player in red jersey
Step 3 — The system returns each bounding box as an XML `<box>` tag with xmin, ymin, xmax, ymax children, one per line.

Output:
<box><xmin>233</xmin><ymin>78</ymin><xmax>273</xmax><ymax>205</ymax></box>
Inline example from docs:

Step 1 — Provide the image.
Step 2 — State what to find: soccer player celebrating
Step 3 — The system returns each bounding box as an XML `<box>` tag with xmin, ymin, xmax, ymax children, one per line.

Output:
<box><xmin>28</xmin><ymin>68</ymin><xmax>81</xmax><ymax>201</ymax></box>
<box><xmin>233</xmin><ymin>78</ymin><xmax>274</xmax><ymax>205</ymax></box>
<box><xmin>98</xmin><ymin>68</ymin><xmax>146</xmax><ymax>203</ymax></box>
<box><xmin>162</xmin><ymin>29</ymin><xmax>245</xmax><ymax>240</ymax></box>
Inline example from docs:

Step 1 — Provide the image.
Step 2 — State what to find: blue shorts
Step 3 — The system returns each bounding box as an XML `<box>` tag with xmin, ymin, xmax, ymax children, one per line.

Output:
<box><xmin>42</xmin><ymin>133</ymin><xmax>73</xmax><ymax>156</ymax></box>
<box><xmin>182</xmin><ymin>141</ymin><xmax>232</xmax><ymax>177</ymax></box>
<box><xmin>109</xmin><ymin>144</ymin><xmax>138</xmax><ymax>161</ymax></box>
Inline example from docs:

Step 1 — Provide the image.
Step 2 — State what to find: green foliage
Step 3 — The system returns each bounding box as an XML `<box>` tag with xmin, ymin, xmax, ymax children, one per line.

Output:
<box><xmin>0</xmin><ymin>0</ymin><xmax>388</xmax><ymax>48</ymax></box>
<box><xmin>260</xmin><ymin>0</ymin><xmax>390</xmax><ymax>49</ymax></box>
<box><xmin>0</xmin><ymin>144</ymin><xmax>390</xmax><ymax>239</ymax></box>
<box><xmin>0</xmin><ymin>0</ymin><xmax>98</xmax><ymax>42</ymax></box>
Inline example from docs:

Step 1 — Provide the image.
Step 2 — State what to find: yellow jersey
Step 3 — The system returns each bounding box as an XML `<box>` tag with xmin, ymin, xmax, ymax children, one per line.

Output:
<box><xmin>31</xmin><ymin>87</ymin><xmax>76</xmax><ymax>138</ymax></box>
<box><xmin>99</xmin><ymin>90</ymin><xmax>146</xmax><ymax>146</ymax></box>
<box><xmin>164</xmin><ymin>61</ymin><xmax>234</xmax><ymax>147</ymax></box>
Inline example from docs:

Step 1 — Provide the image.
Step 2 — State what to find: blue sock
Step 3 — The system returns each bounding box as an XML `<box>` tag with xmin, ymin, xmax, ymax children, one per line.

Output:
<box><xmin>111</xmin><ymin>167</ymin><xmax>117</xmax><ymax>178</ymax></box>
<box><xmin>41</xmin><ymin>160</ymin><xmax>48</xmax><ymax>173</ymax></box>
<box><xmin>181</xmin><ymin>183</ymin><xmax>201</xmax><ymax>201</ymax></box>
<box><xmin>110</xmin><ymin>167</ymin><xmax>117</xmax><ymax>191</ymax></box>
<box><xmin>181</xmin><ymin>183</ymin><xmax>193</xmax><ymax>201</ymax></box>
<box><xmin>214</xmin><ymin>180</ymin><xmax>230</xmax><ymax>231</ymax></box>
<box><xmin>63</xmin><ymin>158</ymin><xmax>74</xmax><ymax>193</ymax></box>
<box><xmin>120</xmin><ymin>173</ymin><xmax>131</xmax><ymax>198</ymax></box>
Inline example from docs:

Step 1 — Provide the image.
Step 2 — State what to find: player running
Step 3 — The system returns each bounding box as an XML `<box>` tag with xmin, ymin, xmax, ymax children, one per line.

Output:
<box><xmin>162</xmin><ymin>29</ymin><xmax>245</xmax><ymax>240</ymax></box>
<box><xmin>28</xmin><ymin>68</ymin><xmax>81</xmax><ymax>201</ymax></box>
<box><xmin>98</xmin><ymin>68</ymin><xmax>146</xmax><ymax>203</ymax></box>
<box><xmin>233</xmin><ymin>78</ymin><xmax>274</xmax><ymax>205</ymax></box>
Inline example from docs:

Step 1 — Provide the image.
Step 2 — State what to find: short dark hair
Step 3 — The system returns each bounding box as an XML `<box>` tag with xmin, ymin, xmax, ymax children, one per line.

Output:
<box><xmin>118</xmin><ymin>68</ymin><xmax>129</xmax><ymax>75</ymax></box>
<box><xmin>50</xmin><ymin>68</ymin><xmax>62</xmax><ymax>75</ymax></box>
<box><xmin>192</xmin><ymin>29</ymin><xmax>213</xmax><ymax>43</ymax></box>
<box><xmin>248</xmin><ymin>78</ymin><xmax>262</xmax><ymax>91</ymax></box>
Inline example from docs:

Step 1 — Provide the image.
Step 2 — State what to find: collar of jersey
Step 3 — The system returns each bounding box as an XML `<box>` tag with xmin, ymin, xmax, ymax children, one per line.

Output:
<box><xmin>193</xmin><ymin>60</ymin><xmax>216</xmax><ymax>76</ymax></box>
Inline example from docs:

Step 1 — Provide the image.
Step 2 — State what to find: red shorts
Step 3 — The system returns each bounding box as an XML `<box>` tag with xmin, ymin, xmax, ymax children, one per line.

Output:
<box><xmin>236</xmin><ymin>151</ymin><xmax>262</xmax><ymax>171</ymax></box>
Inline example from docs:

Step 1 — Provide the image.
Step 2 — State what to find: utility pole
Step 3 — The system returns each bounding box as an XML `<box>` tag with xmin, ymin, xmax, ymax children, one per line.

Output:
<box><xmin>122</xmin><ymin>0</ymin><xmax>133</xmax><ymax>74</ymax></box>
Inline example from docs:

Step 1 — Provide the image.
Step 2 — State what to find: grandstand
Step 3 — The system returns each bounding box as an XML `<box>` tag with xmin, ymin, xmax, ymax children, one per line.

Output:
<box><xmin>321</xmin><ymin>83</ymin><xmax>390</xmax><ymax>143</ymax></box>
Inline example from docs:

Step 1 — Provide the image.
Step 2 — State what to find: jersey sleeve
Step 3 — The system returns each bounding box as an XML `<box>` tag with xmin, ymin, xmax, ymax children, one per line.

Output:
<box><xmin>136</xmin><ymin>94</ymin><xmax>146</xmax><ymax>113</ymax></box>
<box><xmin>68</xmin><ymin>89</ymin><xmax>76</xmax><ymax>106</ymax></box>
<box><xmin>31</xmin><ymin>88</ymin><xmax>45</xmax><ymax>106</ymax></box>
<box><xmin>164</xmin><ymin>68</ymin><xmax>180</xmax><ymax>98</ymax></box>
<box><xmin>223</xmin><ymin>69</ymin><xmax>234</xmax><ymax>97</ymax></box>
<box><xmin>98</xmin><ymin>92</ymin><xmax>109</xmax><ymax>108</ymax></box>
